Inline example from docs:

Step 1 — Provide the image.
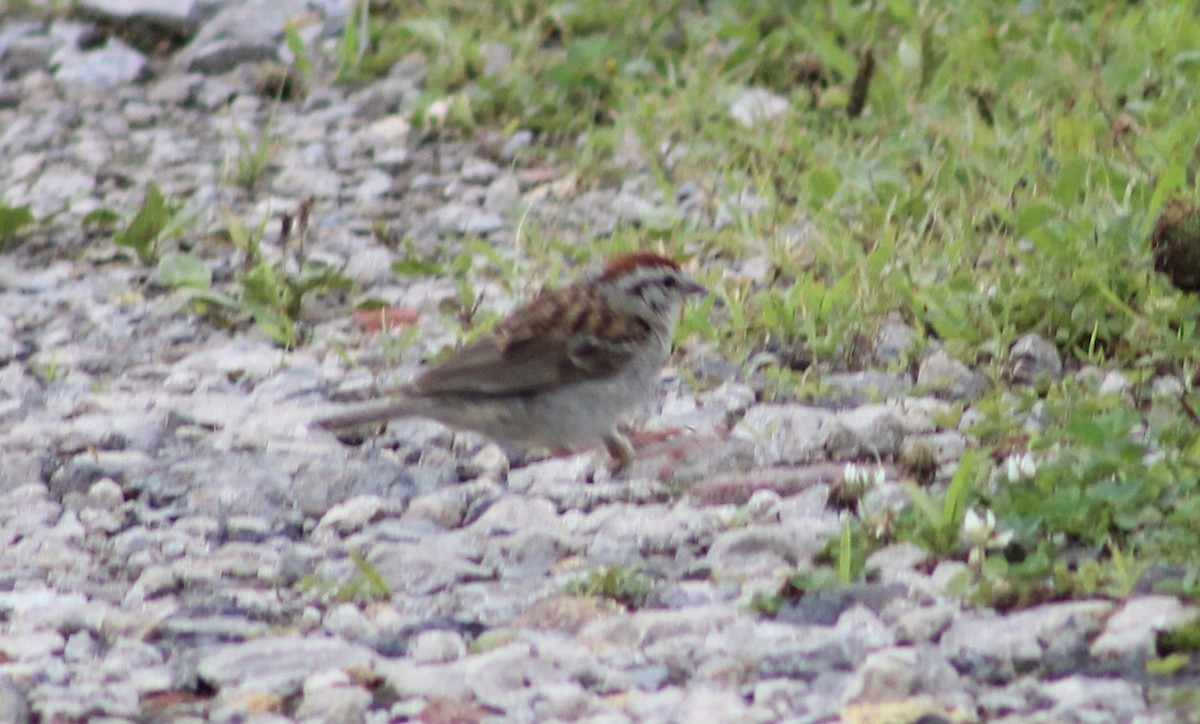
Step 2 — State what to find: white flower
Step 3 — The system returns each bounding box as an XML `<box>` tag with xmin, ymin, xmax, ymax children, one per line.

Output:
<box><xmin>962</xmin><ymin>507</ymin><xmax>1014</xmax><ymax>550</ymax></box>
<box><xmin>962</xmin><ymin>508</ymin><xmax>990</xmax><ymax>547</ymax></box>
<box><xmin>842</xmin><ymin>463</ymin><xmax>886</xmax><ymax>487</ymax></box>
<box><xmin>1003</xmin><ymin>453</ymin><xmax>1037</xmax><ymax>483</ymax></box>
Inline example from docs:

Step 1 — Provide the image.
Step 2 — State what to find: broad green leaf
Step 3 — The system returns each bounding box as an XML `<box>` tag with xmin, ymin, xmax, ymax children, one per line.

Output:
<box><xmin>116</xmin><ymin>183</ymin><xmax>172</xmax><ymax>264</ymax></box>
<box><xmin>178</xmin><ymin>287</ymin><xmax>238</xmax><ymax>309</ymax></box>
<box><xmin>392</xmin><ymin>259</ymin><xmax>444</xmax><ymax>277</ymax></box>
<box><xmin>157</xmin><ymin>252</ymin><xmax>211</xmax><ymax>289</ymax></box>
<box><xmin>1011</xmin><ymin>201</ymin><xmax>1058</xmax><ymax>236</ymax></box>
<box><xmin>1148</xmin><ymin>162</ymin><xmax>1187</xmax><ymax>215</ymax></box>
<box><xmin>284</xmin><ymin>24</ymin><xmax>312</xmax><ymax>78</ymax></box>
<box><xmin>1146</xmin><ymin>654</ymin><xmax>1190</xmax><ymax>676</ymax></box>
<box><xmin>943</xmin><ymin>449</ymin><xmax>978</xmax><ymax>529</ymax></box>
<box><xmin>0</xmin><ymin>204</ymin><xmax>34</xmax><ymax>241</ymax></box>
<box><xmin>244</xmin><ymin>299</ymin><xmax>296</xmax><ymax>348</ymax></box>
<box><xmin>81</xmin><ymin>208</ymin><xmax>120</xmax><ymax>231</ymax></box>
<box><xmin>1066</xmin><ymin>416</ymin><xmax>1107</xmax><ymax>447</ymax></box>
<box><xmin>838</xmin><ymin>522</ymin><xmax>854</xmax><ymax>584</ymax></box>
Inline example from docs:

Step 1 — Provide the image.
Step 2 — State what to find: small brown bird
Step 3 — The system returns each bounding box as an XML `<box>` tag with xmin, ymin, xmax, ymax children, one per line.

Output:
<box><xmin>314</xmin><ymin>253</ymin><xmax>707</xmax><ymax>466</ymax></box>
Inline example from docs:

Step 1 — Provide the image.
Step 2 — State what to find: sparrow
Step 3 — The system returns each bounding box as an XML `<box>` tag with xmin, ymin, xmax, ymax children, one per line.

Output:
<box><xmin>314</xmin><ymin>252</ymin><xmax>707</xmax><ymax>467</ymax></box>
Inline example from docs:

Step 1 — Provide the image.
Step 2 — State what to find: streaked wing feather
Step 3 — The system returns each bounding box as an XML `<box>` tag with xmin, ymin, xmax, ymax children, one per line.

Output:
<box><xmin>409</xmin><ymin>287</ymin><xmax>637</xmax><ymax>396</ymax></box>
<box><xmin>409</xmin><ymin>333</ymin><xmax>573</xmax><ymax>395</ymax></box>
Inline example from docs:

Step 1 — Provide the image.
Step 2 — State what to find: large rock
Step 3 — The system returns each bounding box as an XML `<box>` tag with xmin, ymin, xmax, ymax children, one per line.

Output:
<box><xmin>173</xmin><ymin>0</ymin><xmax>316</xmax><ymax>74</ymax></box>
<box><xmin>733</xmin><ymin>404</ymin><xmax>837</xmax><ymax>465</ymax></box>
<box><xmin>53</xmin><ymin>37</ymin><xmax>146</xmax><ymax>89</ymax></box>
<box><xmin>76</xmin><ymin>0</ymin><xmax>209</xmax><ymax>42</ymax></box>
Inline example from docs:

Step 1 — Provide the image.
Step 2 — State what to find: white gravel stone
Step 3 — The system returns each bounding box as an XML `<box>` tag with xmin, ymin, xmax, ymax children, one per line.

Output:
<box><xmin>1090</xmin><ymin>595</ymin><xmax>1199</xmax><ymax>661</ymax></box>
<box><xmin>733</xmin><ymin>404</ymin><xmax>837</xmax><ymax>465</ymax></box>
<box><xmin>85</xmin><ymin>477</ymin><xmax>125</xmax><ymax>508</ymax></box>
<box><xmin>745</xmin><ymin>489</ymin><xmax>783</xmax><ymax>522</ymax></box>
<box><xmin>917</xmin><ymin>350</ymin><xmax>990</xmax><ymax>401</ymax></box>
<box><xmin>315</xmin><ymin>494</ymin><xmax>396</xmax><ymax>537</ymax></box>
<box><xmin>1099</xmin><ymin>369</ymin><xmax>1132</xmax><ymax>396</ymax></box>
<box><xmin>1010</xmin><ymin>333</ymin><xmax>1063</xmax><ymax>385</ymax></box>
<box><xmin>53</xmin><ymin>37</ymin><xmax>146</xmax><ymax>89</ymax></box>
<box><xmin>729</xmin><ymin>87</ymin><xmax>789</xmax><ymax>127</ymax></box>
<box><xmin>403</xmin><ymin>485</ymin><xmax>475</xmax><ymax>529</ymax></box>
<box><xmin>829</xmin><ymin>404</ymin><xmax>906</xmax><ymax>459</ymax></box>
<box><xmin>940</xmin><ymin>600</ymin><xmax>1113</xmax><ymax>682</ymax></box>
<box><xmin>343</xmin><ymin>247</ymin><xmax>394</xmax><ymax>285</ymax></box>
<box><xmin>1040</xmin><ymin>675</ymin><xmax>1148</xmax><ymax>721</ymax></box>
<box><xmin>0</xmin><ymin>630</ymin><xmax>65</xmax><ymax>660</ymax></box>
<box><xmin>460</xmin><ymin>157</ymin><xmax>500</xmax><ymax>184</ymax></box>
<box><xmin>483</xmin><ymin>173</ymin><xmax>520</xmax><ymax>212</ymax></box>
<box><xmin>408</xmin><ymin>629</ymin><xmax>467</xmax><ymax>663</ymax></box>
<box><xmin>197</xmin><ymin>636</ymin><xmax>376</xmax><ymax>696</ymax></box>
<box><xmin>323</xmin><ymin>603</ymin><xmax>371</xmax><ymax>641</ymax></box>
<box><xmin>295</xmin><ymin>682</ymin><xmax>373</xmax><ymax>723</ymax></box>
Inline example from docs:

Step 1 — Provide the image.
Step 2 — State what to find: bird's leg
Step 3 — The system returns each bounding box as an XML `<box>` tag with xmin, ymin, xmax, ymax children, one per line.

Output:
<box><xmin>602</xmin><ymin>429</ymin><xmax>636</xmax><ymax>470</ymax></box>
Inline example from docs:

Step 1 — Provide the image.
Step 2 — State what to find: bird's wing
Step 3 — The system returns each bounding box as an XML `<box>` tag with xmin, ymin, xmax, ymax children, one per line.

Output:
<box><xmin>409</xmin><ymin>286</ymin><xmax>646</xmax><ymax>396</ymax></box>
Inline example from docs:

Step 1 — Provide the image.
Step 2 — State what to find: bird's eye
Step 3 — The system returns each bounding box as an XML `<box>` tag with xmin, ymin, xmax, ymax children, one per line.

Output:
<box><xmin>663</xmin><ymin>277</ymin><xmax>678</xmax><ymax>288</ymax></box>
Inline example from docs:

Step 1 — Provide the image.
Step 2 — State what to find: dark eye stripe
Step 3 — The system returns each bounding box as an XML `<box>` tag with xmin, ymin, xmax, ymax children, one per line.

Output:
<box><xmin>627</xmin><ymin>274</ymin><xmax>677</xmax><ymax>299</ymax></box>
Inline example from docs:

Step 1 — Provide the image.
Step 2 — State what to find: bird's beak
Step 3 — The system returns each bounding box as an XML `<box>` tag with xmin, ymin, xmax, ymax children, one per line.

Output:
<box><xmin>682</xmin><ymin>278</ymin><xmax>708</xmax><ymax>297</ymax></box>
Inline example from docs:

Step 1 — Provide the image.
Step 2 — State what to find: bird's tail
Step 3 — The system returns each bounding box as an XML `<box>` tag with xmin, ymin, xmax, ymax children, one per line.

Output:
<box><xmin>311</xmin><ymin>396</ymin><xmax>427</xmax><ymax>431</ymax></box>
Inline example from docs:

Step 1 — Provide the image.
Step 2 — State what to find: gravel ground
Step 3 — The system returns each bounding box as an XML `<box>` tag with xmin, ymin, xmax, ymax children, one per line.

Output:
<box><xmin>0</xmin><ymin>2</ymin><xmax>1195</xmax><ymax>722</ymax></box>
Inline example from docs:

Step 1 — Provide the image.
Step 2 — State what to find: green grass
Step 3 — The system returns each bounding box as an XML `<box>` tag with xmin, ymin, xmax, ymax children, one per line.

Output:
<box><xmin>344</xmin><ymin>0</ymin><xmax>1200</xmax><ymax>360</ymax></box>
<box><xmin>114</xmin><ymin>183</ymin><xmax>190</xmax><ymax>264</ymax></box>
<box><xmin>0</xmin><ymin>203</ymin><xmax>35</xmax><ymax>247</ymax></box>
<box><xmin>297</xmin><ymin>552</ymin><xmax>393</xmax><ymax>604</ymax></box>
<box><xmin>145</xmin><ymin>197</ymin><xmax>351</xmax><ymax>349</ymax></box>
<box><xmin>564</xmin><ymin>565</ymin><xmax>655</xmax><ymax>609</ymax></box>
<box><xmin>228</xmin><ymin>121</ymin><xmax>284</xmax><ymax>194</ymax></box>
